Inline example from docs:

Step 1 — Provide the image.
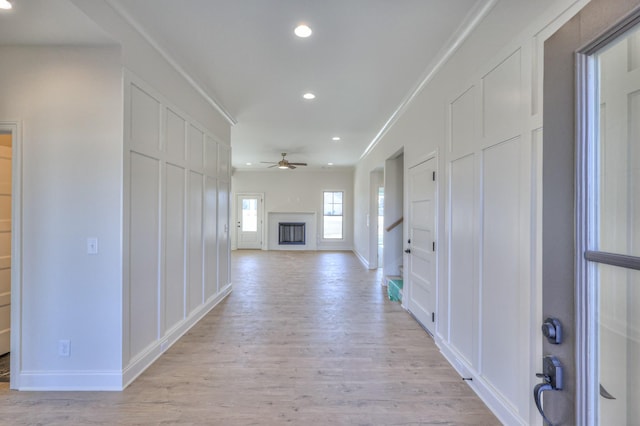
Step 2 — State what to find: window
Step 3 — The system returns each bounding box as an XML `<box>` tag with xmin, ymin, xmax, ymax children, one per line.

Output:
<box><xmin>323</xmin><ymin>191</ymin><xmax>343</xmax><ymax>239</ymax></box>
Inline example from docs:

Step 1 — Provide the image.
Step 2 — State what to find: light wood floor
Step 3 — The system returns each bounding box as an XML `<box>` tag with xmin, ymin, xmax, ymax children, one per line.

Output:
<box><xmin>0</xmin><ymin>250</ymin><xmax>499</xmax><ymax>425</ymax></box>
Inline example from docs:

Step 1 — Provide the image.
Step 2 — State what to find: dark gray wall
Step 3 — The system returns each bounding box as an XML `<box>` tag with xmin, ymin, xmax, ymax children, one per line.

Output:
<box><xmin>543</xmin><ymin>0</ymin><xmax>640</xmax><ymax>424</ymax></box>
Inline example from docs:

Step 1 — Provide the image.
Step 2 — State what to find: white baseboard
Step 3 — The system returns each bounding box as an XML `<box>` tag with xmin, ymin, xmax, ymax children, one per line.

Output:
<box><xmin>352</xmin><ymin>249</ymin><xmax>369</xmax><ymax>268</ymax></box>
<box><xmin>439</xmin><ymin>341</ymin><xmax>527</xmax><ymax>425</ymax></box>
<box><xmin>122</xmin><ymin>283</ymin><xmax>232</xmax><ymax>389</ymax></box>
<box><xmin>17</xmin><ymin>370</ymin><xmax>123</xmax><ymax>391</ymax></box>
<box><xmin>15</xmin><ymin>284</ymin><xmax>233</xmax><ymax>391</ymax></box>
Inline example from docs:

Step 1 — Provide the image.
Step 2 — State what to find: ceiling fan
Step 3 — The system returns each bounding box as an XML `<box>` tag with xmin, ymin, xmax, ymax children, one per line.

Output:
<box><xmin>261</xmin><ymin>153</ymin><xmax>307</xmax><ymax>169</ymax></box>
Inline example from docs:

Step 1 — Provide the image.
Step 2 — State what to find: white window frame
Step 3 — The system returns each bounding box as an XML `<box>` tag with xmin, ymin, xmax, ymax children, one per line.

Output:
<box><xmin>322</xmin><ymin>190</ymin><xmax>344</xmax><ymax>240</ymax></box>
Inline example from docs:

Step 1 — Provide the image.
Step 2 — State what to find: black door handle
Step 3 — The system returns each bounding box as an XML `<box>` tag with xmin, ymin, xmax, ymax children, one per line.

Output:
<box><xmin>404</xmin><ymin>248</ymin><xmax>411</xmax><ymax>253</ymax></box>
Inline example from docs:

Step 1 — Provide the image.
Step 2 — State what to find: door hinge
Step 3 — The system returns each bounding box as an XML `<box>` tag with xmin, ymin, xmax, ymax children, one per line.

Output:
<box><xmin>432</xmin><ymin>241</ymin><xmax>436</xmax><ymax>251</ymax></box>
<box><xmin>432</xmin><ymin>171</ymin><xmax>436</xmax><ymax>181</ymax></box>
<box><xmin>432</xmin><ymin>312</ymin><xmax>435</xmax><ymax>322</ymax></box>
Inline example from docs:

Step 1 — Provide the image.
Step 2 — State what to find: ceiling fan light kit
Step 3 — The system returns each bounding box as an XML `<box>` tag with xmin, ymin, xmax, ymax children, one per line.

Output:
<box><xmin>261</xmin><ymin>153</ymin><xmax>308</xmax><ymax>170</ymax></box>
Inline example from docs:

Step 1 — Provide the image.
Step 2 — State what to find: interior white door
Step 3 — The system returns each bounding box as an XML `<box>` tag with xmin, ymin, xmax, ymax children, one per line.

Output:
<box><xmin>406</xmin><ymin>157</ymin><xmax>436</xmax><ymax>334</ymax></box>
<box><xmin>236</xmin><ymin>194</ymin><xmax>262</xmax><ymax>249</ymax></box>
<box><xmin>0</xmin><ymin>141</ymin><xmax>11</xmax><ymax>356</ymax></box>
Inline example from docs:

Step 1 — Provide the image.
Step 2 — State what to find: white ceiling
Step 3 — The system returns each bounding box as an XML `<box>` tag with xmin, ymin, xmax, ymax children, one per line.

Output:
<box><xmin>1</xmin><ymin>0</ymin><xmax>485</xmax><ymax>170</ymax></box>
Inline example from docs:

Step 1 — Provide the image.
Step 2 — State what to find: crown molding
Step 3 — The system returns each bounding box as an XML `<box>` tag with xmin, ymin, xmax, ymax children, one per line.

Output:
<box><xmin>360</xmin><ymin>0</ymin><xmax>497</xmax><ymax>160</ymax></box>
<box><xmin>105</xmin><ymin>0</ymin><xmax>237</xmax><ymax>126</ymax></box>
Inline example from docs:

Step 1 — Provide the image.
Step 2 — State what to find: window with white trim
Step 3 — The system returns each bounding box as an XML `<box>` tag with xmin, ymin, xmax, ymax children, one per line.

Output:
<box><xmin>323</xmin><ymin>191</ymin><xmax>343</xmax><ymax>239</ymax></box>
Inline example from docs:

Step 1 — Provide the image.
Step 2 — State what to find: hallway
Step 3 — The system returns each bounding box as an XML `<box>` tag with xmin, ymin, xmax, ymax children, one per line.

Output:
<box><xmin>0</xmin><ymin>251</ymin><xmax>498</xmax><ymax>425</ymax></box>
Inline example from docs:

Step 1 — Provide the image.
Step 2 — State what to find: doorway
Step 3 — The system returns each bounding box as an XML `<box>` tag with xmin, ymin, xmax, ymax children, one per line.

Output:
<box><xmin>236</xmin><ymin>193</ymin><xmax>263</xmax><ymax>250</ymax></box>
<box><xmin>0</xmin><ymin>122</ymin><xmax>18</xmax><ymax>388</ymax></box>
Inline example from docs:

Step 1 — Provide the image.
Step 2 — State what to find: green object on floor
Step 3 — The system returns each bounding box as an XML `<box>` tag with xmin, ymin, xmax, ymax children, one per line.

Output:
<box><xmin>387</xmin><ymin>279</ymin><xmax>403</xmax><ymax>302</ymax></box>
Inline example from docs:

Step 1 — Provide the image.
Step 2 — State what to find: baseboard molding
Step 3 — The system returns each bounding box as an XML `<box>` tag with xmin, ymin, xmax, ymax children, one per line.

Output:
<box><xmin>122</xmin><ymin>283</ymin><xmax>233</xmax><ymax>389</ymax></box>
<box><xmin>439</xmin><ymin>342</ymin><xmax>527</xmax><ymax>425</ymax></box>
<box><xmin>17</xmin><ymin>370</ymin><xmax>123</xmax><ymax>391</ymax></box>
<box><xmin>352</xmin><ymin>249</ymin><xmax>369</xmax><ymax>268</ymax></box>
<box><xmin>15</xmin><ymin>285</ymin><xmax>233</xmax><ymax>391</ymax></box>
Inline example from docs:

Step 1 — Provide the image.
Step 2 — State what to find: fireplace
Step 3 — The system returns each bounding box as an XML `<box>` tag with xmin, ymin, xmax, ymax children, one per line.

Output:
<box><xmin>279</xmin><ymin>222</ymin><xmax>305</xmax><ymax>245</ymax></box>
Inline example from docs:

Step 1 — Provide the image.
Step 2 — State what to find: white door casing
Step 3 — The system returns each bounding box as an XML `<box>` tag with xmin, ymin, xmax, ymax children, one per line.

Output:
<box><xmin>236</xmin><ymin>193</ymin><xmax>263</xmax><ymax>249</ymax></box>
<box><xmin>406</xmin><ymin>156</ymin><xmax>437</xmax><ymax>335</ymax></box>
<box><xmin>0</xmin><ymin>142</ymin><xmax>10</xmax><ymax>356</ymax></box>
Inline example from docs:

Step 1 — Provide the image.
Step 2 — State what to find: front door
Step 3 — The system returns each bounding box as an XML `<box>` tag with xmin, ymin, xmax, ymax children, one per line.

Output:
<box><xmin>580</xmin><ymin>18</ymin><xmax>640</xmax><ymax>425</ymax></box>
<box><xmin>0</xmin><ymin>134</ymin><xmax>11</xmax><ymax>356</ymax></box>
<box><xmin>543</xmin><ymin>1</ymin><xmax>640</xmax><ymax>424</ymax></box>
<box><xmin>406</xmin><ymin>157</ymin><xmax>436</xmax><ymax>335</ymax></box>
<box><xmin>236</xmin><ymin>194</ymin><xmax>262</xmax><ymax>249</ymax></box>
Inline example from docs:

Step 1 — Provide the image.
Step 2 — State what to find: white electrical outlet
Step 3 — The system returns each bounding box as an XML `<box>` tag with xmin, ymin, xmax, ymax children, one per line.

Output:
<box><xmin>87</xmin><ymin>238</ymin><xmax>98</xmax><ymax>254</ymax></box>
<box><xmin>58</xmin><ymin>340</ymin><xmax>70</xmax><ymax>357</ymax></box>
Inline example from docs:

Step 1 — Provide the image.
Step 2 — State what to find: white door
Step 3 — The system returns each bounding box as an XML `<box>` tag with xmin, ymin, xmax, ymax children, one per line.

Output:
<box><xmin>406</xmin><ymin>157</ymin><xmax>436</xmax><ymax>334</ymax></box>
<box><xmin>236</xmin><ymin>194</ymin><xmax>262</xmax><ymax>249</ymax></box>
<box><xmin>0</xmin><ymin>140</ymin><xmax>11</xmax><ymax>355</ymax></box>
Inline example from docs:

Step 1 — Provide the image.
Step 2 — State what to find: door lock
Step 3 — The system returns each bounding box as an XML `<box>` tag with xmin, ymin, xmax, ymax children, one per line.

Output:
<box><xmin>542</xmin><ymin>317</ymin><xmax>562</xmax><ymax>344</ymax></box>
<box><xmin>534</xmin><ymin>355</ymin><xmax>563</xmax><ymax>426</ymax></box>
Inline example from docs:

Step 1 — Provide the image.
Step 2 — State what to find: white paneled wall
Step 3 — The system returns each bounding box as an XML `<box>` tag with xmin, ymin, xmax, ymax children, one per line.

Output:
<box><xmin>123</xmin><ymin>75</ymin><xmax>231</xmax><ymax>384</ymax></box>
<box><xmin>445</xmin><ymin>46</ymin><xmax>534</xmax><ymax>421</ymax></box>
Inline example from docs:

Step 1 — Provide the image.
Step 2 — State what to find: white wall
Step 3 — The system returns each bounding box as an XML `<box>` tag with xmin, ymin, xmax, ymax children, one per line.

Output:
<box><xmin>232</xmin><ymin>169</ymin><xmax>354</xmax><ymax>252</ymax></box>
<box><xmin>0</xmin><ymin>46</ymin><xmax>124</xmax><ymax>389</ymax></box>
<box><xmin>0</xmin><ymin>0</ymin><xmax>234</xmax><ymax>390</ymax></box>
<box><xmin>122</xmin><ymin>75</ymin><xmax>232</xmax><ymax>386</ymax></box>
<box><xmin>353</xmin><ymin>0</ymin><xmax>590</xmax><ymax>423</ymax></box>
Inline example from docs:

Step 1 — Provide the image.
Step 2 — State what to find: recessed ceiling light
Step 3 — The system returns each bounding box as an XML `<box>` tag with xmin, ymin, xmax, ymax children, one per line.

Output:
<box><xmin>328</xmin><ymin>162</ymin><xmax>334</xmax><ymax>166</ymax></box>
<box><xmin>294</xmin><ymin>24</ymin><xmax>312</xmax><ymax>38</ymax></box>
<box><xmin>332</xmin><ymin>137</ymin><xmax>341</xmax><ymax>141</ymax></box>
<box><xmin>303</xmin><ymin>92</ymin><xmax>316</xmax><ymax>100</ymax></box>
<box><xmin>245</xmin><ymin>162</ymin><xmax>252</xmax><ymax>166</ymax></box>
<box><xmin>0</xmin><ymin>0</ymin><xmax>12</xmax><ymax>10</ymax></box>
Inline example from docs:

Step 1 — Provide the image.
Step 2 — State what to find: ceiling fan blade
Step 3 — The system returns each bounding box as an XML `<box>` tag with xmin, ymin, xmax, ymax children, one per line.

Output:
<box><xmin>260</xmin><ymin>161</ymin><xmax>276</xmax><ymax>164</ymax></box>
<box><xmin>288</xmin><ymin>165</ymin><xmax>296</xmax><ymax>169</ymax></box>
<box><xmin>267</xmin><ymin>164</ymin><xmax>278</xmax><ymax>168</ymax></box>
<box><xmin>288</xmin><ymin>162</ymin><xmax>307</xmax><ymax>166</ymax></box>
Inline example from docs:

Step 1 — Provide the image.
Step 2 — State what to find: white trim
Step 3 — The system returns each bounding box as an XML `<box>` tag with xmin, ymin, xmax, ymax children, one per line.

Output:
<box><xmin>352</xmin><ymin>249</ymin><xmax>369</xmax><ymax>269</ymax></box>
<box><xmin>0</xmin><ymin>121</ymin><xmax>21</xmax><ymax>391</ymax></box>
<box><xmin>360</xmin><ymin>0</ymin><xmax>498</xmax><ymax>160</ymax></box>
<box><xmin>574</xmin><ymin>50</ymin><xmax>598</xmax><ymax>426</ymax></box>
<box><xmin>122</xmin><ymin>283</ymin><xmax>232</xmax><ymax>389</ymax></box>
<box><xmin>104</xmin><ymin>0</ymin><xmax>237</xmax><ymax>126</ymax></box>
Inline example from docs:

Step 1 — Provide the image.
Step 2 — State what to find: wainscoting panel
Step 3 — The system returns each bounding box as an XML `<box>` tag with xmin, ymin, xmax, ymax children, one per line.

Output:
<box><xmin>124</xmin><ymin>74</ymin><xmax>231</xmax><ymax>380</ymax></box>
<box><xmin>188</xmin><ymin>124</ymin><xmax>204</xmax><ymax>172</ymax></box>
<box><xmin>448</xmin><ymin>153</ymin><xmax>476</xmax><ymax>366</ymax></box>
<box><xmin>188</xmin><ymin>171</ymin><xmax>204</xmax><ymax>313</ymax></box>
<box><xmin>481</xmin><ymin>136</ymin><xmax>522</xmax><ymax>403</ymax></box>
<box><xmin>130</xmin><ymin>84</ymin><xmax>161</xmax><ymax>154</ymax></box>
<box><xmin>204</xmin><ymin>176</ymin><xmax>218</xmax><ymax>300</ymax></box>
<box><xmin>166</xmin><ymin>109</ymin><xmax>186</xmax><ymax>163</ymax></box>
<box><xmin>217</xmin><ymin>180</ymin><xmax>230</xmax><ymax>290</ymax></box>
<box><xmin>129</xmin><ymin>151</ymin><xmax>161</xmax><ymax>357</ymax></box>
<box><xmin>165</xmin><ymin>163</ymin><xmax>186</xmax><ymax>330</ymax></box>
<box><xmin>450</xmin><ymin>86</ymin><xmax>476</xmax><ymax>159</ymax></box>
<box><xmin>205</xmin><ymin>136</ymin><xmax>218</xmax><ymax>178</ymax></box>
<box><xmin>482</xmin><ymin>50</ymin><xmax>522</xmax><ymax>142</ymax></box>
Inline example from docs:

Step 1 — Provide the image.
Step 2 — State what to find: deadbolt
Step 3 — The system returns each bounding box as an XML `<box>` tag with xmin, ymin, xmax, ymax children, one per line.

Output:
<box><xmin>542</xmin><ymin>317</ymin><xmax>562</xmax><ymax>345</ymax></box>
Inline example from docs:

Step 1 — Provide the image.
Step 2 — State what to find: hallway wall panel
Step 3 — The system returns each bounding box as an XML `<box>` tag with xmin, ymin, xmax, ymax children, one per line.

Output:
<box><xmin>123</xmin><ymin>75</ymin><xmax>231</xmax><ymax>384</ymax></box>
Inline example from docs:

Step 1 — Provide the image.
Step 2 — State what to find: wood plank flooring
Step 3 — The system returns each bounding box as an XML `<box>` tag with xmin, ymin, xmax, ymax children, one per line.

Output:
<box><xmin>0</xmin><ymin>250</ymin><xmax>499</xmax><ymax>425</ymax></box>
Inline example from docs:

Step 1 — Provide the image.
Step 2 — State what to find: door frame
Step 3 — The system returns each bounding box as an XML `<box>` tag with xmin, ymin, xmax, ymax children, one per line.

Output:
<box><xmin>235</xmin><ymin>192</ymin><xmax>264</xmax><ymax>250</ymax></box>
<box><xmin>0</xmin><ymin>121</ymin><xmax>22</xmax><ymax>390</ymax></box>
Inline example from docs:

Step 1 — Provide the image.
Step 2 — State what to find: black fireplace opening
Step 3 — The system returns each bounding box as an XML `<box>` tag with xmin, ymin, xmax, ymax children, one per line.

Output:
<box><xmin>279</xmin><ymin>222</ymin><xmax>305</xmax><ymax>245</ymax></box>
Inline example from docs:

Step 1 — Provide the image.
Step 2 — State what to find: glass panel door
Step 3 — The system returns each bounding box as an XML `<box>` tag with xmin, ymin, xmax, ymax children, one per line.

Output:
<box><xmin>587</xmin><ymin>21</ymin><xmax>640</xmax><ymax>425</ymax></box>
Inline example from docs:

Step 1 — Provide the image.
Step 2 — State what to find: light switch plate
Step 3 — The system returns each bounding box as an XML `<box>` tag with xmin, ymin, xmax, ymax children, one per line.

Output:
<box><xmin>87</xmin><ymin>238</ymin><xmax>98</xmax><ymax>254</ymax></box>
